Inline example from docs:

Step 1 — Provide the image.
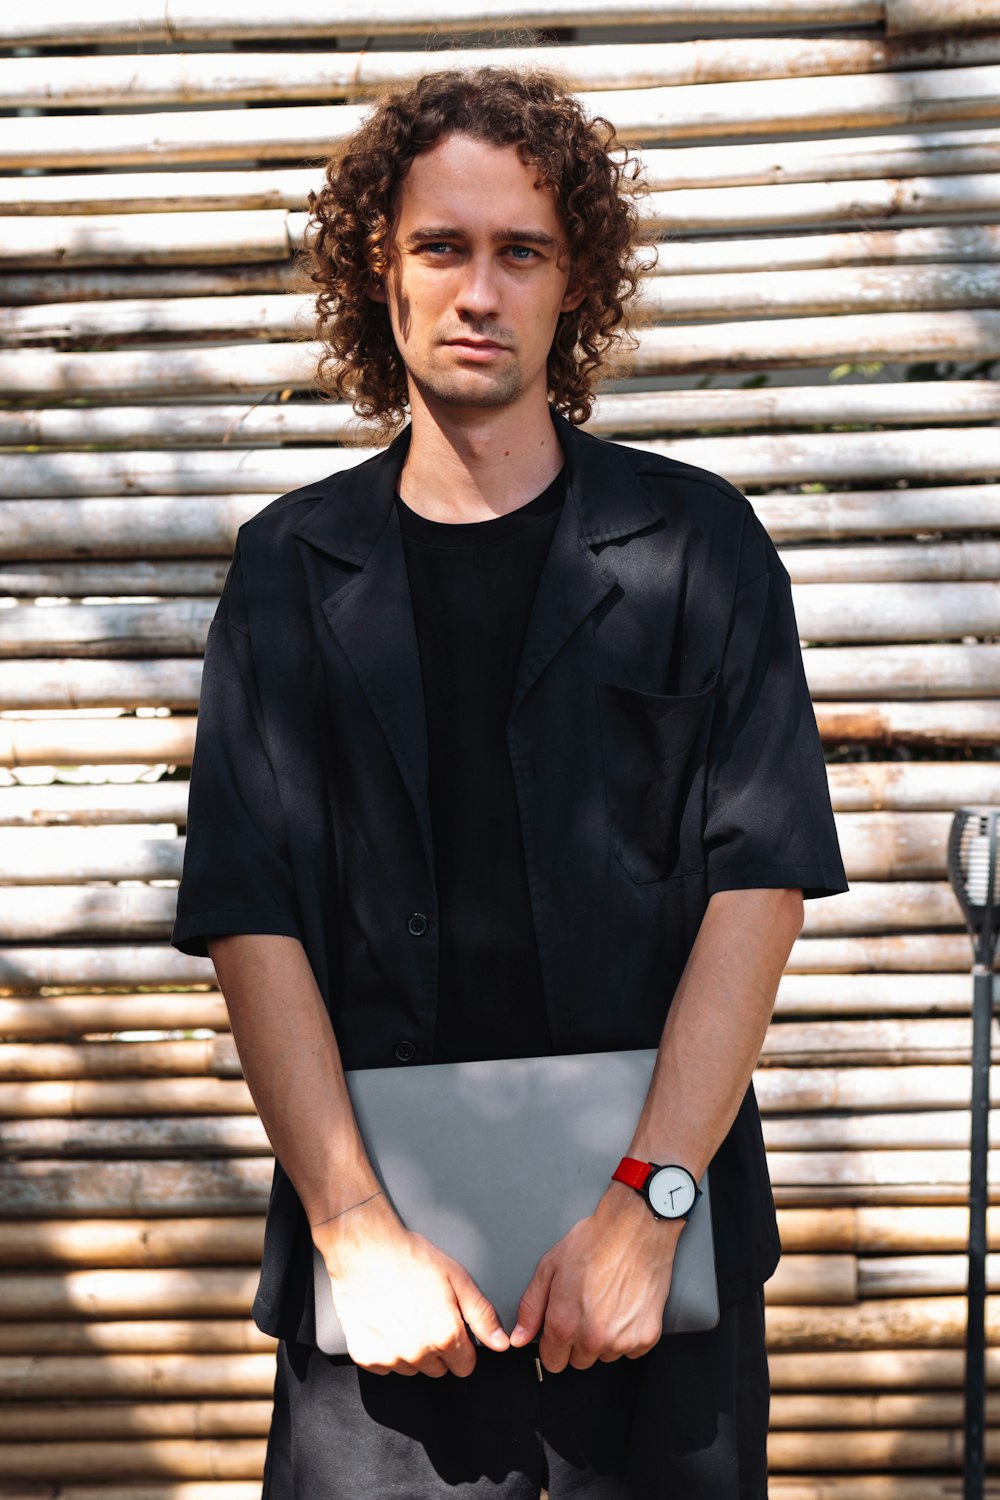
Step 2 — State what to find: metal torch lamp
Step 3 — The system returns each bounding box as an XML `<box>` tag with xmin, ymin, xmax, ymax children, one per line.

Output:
<box><xmin>949</xmin><ymin>807</ymin><xmax>1000</xmax><ymax>1500</ymax></box>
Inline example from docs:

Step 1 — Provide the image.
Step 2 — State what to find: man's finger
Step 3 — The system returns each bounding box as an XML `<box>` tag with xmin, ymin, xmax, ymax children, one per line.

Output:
<box><xmin>453</xmin><ymin>1269</ymin><xmax>509</xmax><ymax>1352</ymax></box>
<box><xmin>538</xmin><ymin>1322</ymin><xmax>573</xmax><ymax>1375</ymax></box>
<box><xmin>510</xmin><ymin>1260</ymin><xmax>553</xmax><ymax>1348</ymax></box>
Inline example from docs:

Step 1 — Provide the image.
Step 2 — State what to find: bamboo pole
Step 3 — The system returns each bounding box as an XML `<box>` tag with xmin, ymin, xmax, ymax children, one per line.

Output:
<box><xmin>769</xmin><ymin>1391</ymin><xmax>1000</xmax><ymax>1427</ymax></box>
<box><xmin>775</xmin><ymin>1206</ymin><xmax>1000</xmax><ymax>1253</ymax></box>
<box><xmin>800</xmin><ymin>881</ymin><xmax>961</xmax><ymax>934</ymax></box>
<box><xmin>3</xmin><ymin>1253</ymin><xmax>986</xmax><ymax>1317</ymax></box>
<box><xmin>0</xmin><ymin>992</ymin><xmax>228</xmax><ymax>1040</ymax></box>
<box><xmin>0</xmin><ymin>556</ymin><xmax>228</xmax><ymax>594</ymax></box>
<box><xmin>643</xmin><ymin>174</ymin><xmax>1000</xmax><ymax>234</ymax></box>
<box><xmin>0</xmin><ymin>929</ymin><xmax>976</xmax><ymax>997</ymax></box>
<box><xmin>0</xmin><ymin>497</ymin><xmax>259</xmax><ymax>560</ymax></box>
<box><xmin>765</xmin><ymin>1295</ymin><xmax>1000</xmax><ymax>1349</ymax></box>
<box><xmin>858</xmin><ymin>1254</ymin><xmax>1000</xmax><ymax>1298</ymax></box>
<box><xmin>0</xmin><ymin>885</ymin><xmax>183</xmax><ymax>942</ymax></box>
<box><xmin>826</xmin><ymin>762</ymin><xmax>1000</xmax><ymax>811</ymax></box>
<box><xmin>0</xmin><ymin>1487</ymin><xmax>261</xmax><ymax>1500</ymax></box>
<box><xmin>5</xmin><ymin>762</ymin><xmax>982</xmax><ymax>824</ymax></box>
<box><xmin>2</xmin><ymin>66</ymin><xmax>998</xmax><ymax>169</ymax></box>
<box><xmin>0</xmin><ymin>1401</ymin><xmax>272</xmax><ymax>1439</ymax></box>
<box><xmin>0</xmin><ymin>876</ymin><xmax>964</xmax><ymax>943</ymax></box>
<box><xmin>0</xmin><ymin>1147</ymin><xmax>995</xmax><ymax>1219</ymax></box>
<box><xmin>6</xmin><ymin>314</ymin><xmax>1000</xmax><ymax>400</ymax></box>
<box><xmin>0</xmin><ymin>602</ymin><xmax>215</xmax><ymax>657</ymax></box>
<box><xmin>4</xmin><ymin>428</ymin><xmax>999</xmax><ymax>499</ymax></box>
<box><xmin>0</xmin><ymin>944</ymin><xmax>213</xmax><ymax>993</ymax></box>
<box><xmin>8</xmin><ymin>36</ymin><xmax>998</xmax><ymax>110</ymax></box>
<box><xmin>0</xmin><ymin>1268</ymin><xmax>260</xmax><ymax>1321</ymax></box>
<box><xmin>767</xmin><ymin>1255</ymin><xmax>858</xmax><ymax>1304</ymax></box>
<box><xmin>0</xmin><ymin>1036</ymin><xmax>240</xmax><ymax>1081</ymax></box>
<box><xmin>21</xmin><ymin>1108</ymin><xmax>1000</xmax><ymax>1158</ymax></box>
<box><xmin>0</xmin><ymin>1351</ymin><xmax>274</xmax><ymax>1400</ymax></box>
<box><xmin>0</xmin><ymin>1</ymin><xmax>887</xmax><ymax>48</ymax></box>
<box><xmin>0</xmin><ymin>782</ymin><xmax>191</xmax><ymax>827</ymax></box>
<box><xmin>1</xmin><ymin>382</ymin><xmax>998</xmax><ymax>448</ymax></box>
<box><xmin>0</xmin><ymin>829</ymin><xmax>185</xmax><ymax>883</ymax></box>
<box><xmin>830</xmin><ymin>811</ymin><xmax>953</xmax><ymax>880</ymax></box>
<box><xmin>0</xmin><ymin>1319</ymin><xmax>273</xmax><ymax>1354</ymax></box>
<box><xmin>793</xmin><ymin>584</ymin><xmax>1000</xmax><ymax>645</ymax></box>
<box><xmin>814</xmin><ymin>701</ymin><xmax>1000</xmax><ymax>747</ymax></box>
<box><xmin>0</xmin><ymin>211</ymin><xmax>298</xmax><ymax>268</ymax></box>
<box><xmin>772</xmin><ymin>1481</ymin><xmax>1000</xmax><ymax>1500</ymax></box>
<box><xmin>0</xmin><ymin>716</ymin><xmax>197</xmax><ymax>769</ymax></box>
<box><xmin>805</xmin><ymin>647</ymin><xmax>1000</xmax><ymax>702</ymax></box>
<box><xmin>755</xmin><ymin>1065</ymin><xmax>999</xmax><ymax>1113</ymax></box>
<box><xmin>15</xmin><ymin>1347</ymin><xmax>1000</xmax><ymax>1404</ymax></box>
<box><xmin>0</xmin><ymin>1436</ymin><xmax>266</xmax><ymax>1481</ymax></box>
<box><xmin>7</xmin><ymin>131</ymin><xmax>1000</xmax><ymax>214</ymax></box>
<box><xmin>3</xmin><ymin>488</ymin><xmax>998</xmax><ymax>565</ymax></box>
<box><xmin>0</xmin><ymin>1116</ymin><xmax>266</xmax><ymax>1158</ymax></box>
<box><xmin>0</xmin><ymin>1159</ymin><xmax>272</xmax><ymax>1217</ymax></box>
<box><xmin>773</xmin><ymin>972</ymin><xmax>975</xmax><ymax>1016</ymax></box>
<box><xmin>632</xmin><ymin>311</ymin><xmax>1000</xmax><ymax>377</ymax></box>
<box><xmin>0</xmin><ymin>1218</ymin><xmax>265</xmax><ymax>1269</ymax></box>
<box><xmin>0</xmin><ymin>1060</ymin><xmax>987</xmax><ymax>1121</ymax></box>
<box><xmin>1</xmin><ymin>265</ymin><xmax>294</xmax><ymax>303</ymax></box>
<box><xmin>0</xmin><ymin>660</ymin><xmax>205</xmax><ymax>713</ymax></box>
<box><xmin>754</xmin><ymin>486</ymin><xmax>1000</xmax><ymax>543</ymax></box>
<box><xmin>887</xmin><ymin>0</ymin><xmax>997</xmax><ymax>32</ymax></box>
<box><xmin>14</xmin><ymin>544</ymin><xmax>1000</xmax><ymax>605</ymax></box>
<box><xmin>767</xmin><ymin>1428</ymin><xmax>1000</xmax><ymax>1470</ymax></box>
<box><xmin>764</xmin><ymin>1111</ymin><xmax>999</xmax><ymax>1150</ymax></box>
<box><xmin>769</xmin><ymin>1346</ymin><xmax>1000</xmax><ymax>1388</ymax></box>
<box><xmin>2</xmin><ymin>582</ymin><xmax>996</xmax><ymax>659</ymax></box>
<box><xmin>637</xmin><ymin>263</ymin><xmax>1000</xmax><ymax>319</ymax></box>
<box><xmin>643</xmin><ymin>126</ymin><xmax>1000</xmax><ymax>190</ymax></box>
<box><xmin>8</xmin><ymin>264</ymin><xmax>1000</xmax><ymax>347</ymax></box>
<box><xmin>3</xmin><ymin>1017</ymin><xmax>987</xmax><ymax>1082</ymax></box>
<box><xmin>0</xmin><ymin>1078</ymin><xmax>255</xmax><ymax>1119</ymax></box>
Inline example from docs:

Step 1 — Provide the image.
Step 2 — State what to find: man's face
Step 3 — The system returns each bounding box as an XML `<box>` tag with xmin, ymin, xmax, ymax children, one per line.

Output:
<box><xmin>372</xmin><ymin>132</ymin><xmax>585</xmax><ymax>417</ymax></box>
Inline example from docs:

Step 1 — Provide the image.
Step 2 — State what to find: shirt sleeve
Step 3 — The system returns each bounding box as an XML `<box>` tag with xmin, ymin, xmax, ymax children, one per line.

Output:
<box><xmin>703</xmin><ymin>513</ymin><xmax>848</xmax><ymax>901</ymax></box>
<box><xmin>171</xmin><ymin>544</ymin><xmax>303</xmax><ymax>958</ymax></box>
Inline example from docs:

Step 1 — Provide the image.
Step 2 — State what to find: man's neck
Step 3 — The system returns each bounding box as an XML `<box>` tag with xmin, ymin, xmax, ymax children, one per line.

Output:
<box><xmin>398</xmin><ymin>397</ymin><xmax>564</xmax><ymax>524</ymax></box>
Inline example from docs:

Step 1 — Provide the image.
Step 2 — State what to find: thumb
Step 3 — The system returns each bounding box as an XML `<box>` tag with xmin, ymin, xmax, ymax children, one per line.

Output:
<box><xmin>452</xmin><ymin>1269</ymin><xmax>510</xmax><ymax>1351</ymax></box>
<box><xmin>509</xmin><ymin>1259</ymin><xmax>553</xmax><ymax>1348</ymax></box>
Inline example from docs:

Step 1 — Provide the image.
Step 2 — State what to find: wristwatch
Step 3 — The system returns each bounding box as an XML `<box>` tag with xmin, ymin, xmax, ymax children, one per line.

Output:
<box><xmin>612</xmin><ymin>1157</ymin><xmax>701</xmax><ymax>1222</ymax></box>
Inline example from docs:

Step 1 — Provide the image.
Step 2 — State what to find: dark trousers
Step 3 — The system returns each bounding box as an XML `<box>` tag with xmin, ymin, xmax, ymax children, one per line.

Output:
<box><xmin>261</xmin><ymin>1288</ymin><xmax>769</xmax><ymax>1498</ymax></box>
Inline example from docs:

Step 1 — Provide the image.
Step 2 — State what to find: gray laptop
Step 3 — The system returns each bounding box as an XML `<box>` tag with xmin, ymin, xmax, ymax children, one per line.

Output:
<box><xmin>313</xmin><ymin>1048</ymin><xmax>719</xmax><ymax>1355</ymax></box>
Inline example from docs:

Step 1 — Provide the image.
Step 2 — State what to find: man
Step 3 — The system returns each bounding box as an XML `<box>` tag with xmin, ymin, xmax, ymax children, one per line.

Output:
<box><xmin>172</xmin><ymin>66</ymin><xmax>847</xmax><ymax>1498</ymax></box>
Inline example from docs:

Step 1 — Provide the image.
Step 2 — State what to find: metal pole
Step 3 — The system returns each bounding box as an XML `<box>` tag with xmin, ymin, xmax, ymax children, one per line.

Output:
<box><xmin>965</xmin><ymin>963</ymin><xmax>994</xmax><ymax>1500</ymax></box>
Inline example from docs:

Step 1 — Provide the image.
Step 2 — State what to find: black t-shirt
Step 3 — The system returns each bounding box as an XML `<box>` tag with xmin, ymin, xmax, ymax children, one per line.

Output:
<box><xmin>396</xmin><ymin>470</ymin><xmax>565</xmax><ymax>1064</ymax></box>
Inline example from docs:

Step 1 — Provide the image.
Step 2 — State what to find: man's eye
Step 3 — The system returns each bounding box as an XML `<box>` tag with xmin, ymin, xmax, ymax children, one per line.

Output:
<box><xmin>508</xmin><ymin>246</ymin><xmax>537</xmax><ymax>260</ymax></box>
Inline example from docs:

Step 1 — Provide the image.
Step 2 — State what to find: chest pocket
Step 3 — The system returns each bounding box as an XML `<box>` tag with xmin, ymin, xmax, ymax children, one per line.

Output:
<box><xmin>598</xmin><ymin>672</ymin><xmax>719</xmax><ymax>884</ymax></box>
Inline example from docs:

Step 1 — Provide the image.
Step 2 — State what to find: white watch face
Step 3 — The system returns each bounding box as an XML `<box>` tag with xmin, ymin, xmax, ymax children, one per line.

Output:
<box><xmin>647</xmin><ymin>1165</ymin><xmax>697</xmax><ymax>1219</ymax></box>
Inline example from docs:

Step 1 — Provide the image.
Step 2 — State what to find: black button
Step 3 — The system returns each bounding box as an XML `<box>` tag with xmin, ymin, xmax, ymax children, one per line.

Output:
<box><xmin>394</xmin><ymin>1040</ymin><xmax>416</xmax><ymax>1063</ymax></box>
<box><xmin>407</xmin><ymin>912</ymin><xmax>428</xmax><ymax>936</ymax></box>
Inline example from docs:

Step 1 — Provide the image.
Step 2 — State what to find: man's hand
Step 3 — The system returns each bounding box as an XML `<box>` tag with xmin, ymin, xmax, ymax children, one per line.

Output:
<box><xmin>315</xmin><ymin>1193</ymin><xmax>510</xmax><ymax>1377</ymax></box>
<box><xmin>508</xmin><ymin>1183</ymin><xmax>680</xmax><ymax>1372</ymax></box>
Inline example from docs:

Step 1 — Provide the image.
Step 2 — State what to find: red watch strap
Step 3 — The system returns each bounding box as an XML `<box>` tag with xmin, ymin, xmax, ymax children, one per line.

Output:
<box><xmin>612</xmin><ymin>1156</ymin><xmax>653</xmax><ymax>1192</ymax></box>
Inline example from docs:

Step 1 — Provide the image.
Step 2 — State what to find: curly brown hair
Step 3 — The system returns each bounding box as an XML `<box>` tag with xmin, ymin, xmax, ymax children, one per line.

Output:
<box><xmin>305</xmin><ymin>65</ymin><xmax>646</xmax><ymax>432</ymax></box>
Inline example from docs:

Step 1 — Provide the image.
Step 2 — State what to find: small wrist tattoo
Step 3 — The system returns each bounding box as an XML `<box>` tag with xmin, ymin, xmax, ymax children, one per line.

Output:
<box><xmin>311</xmin><ymin>1190</ymin><xmax>384</xmax><ymax>1230</ymax></box>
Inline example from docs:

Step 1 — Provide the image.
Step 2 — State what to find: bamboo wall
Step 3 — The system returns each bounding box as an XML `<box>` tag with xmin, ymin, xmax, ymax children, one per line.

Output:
<box><xmin>2</xmin><ymin>1</ymin><xmax>1000</xmax><ymax>1495</ymax></box>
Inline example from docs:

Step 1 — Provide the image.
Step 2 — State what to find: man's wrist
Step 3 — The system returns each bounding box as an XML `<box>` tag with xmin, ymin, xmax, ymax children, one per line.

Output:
<box><xmin>600</xmin><ymin>1179</ymin><xmax>685</xmax><ymax>1239</ymax></box>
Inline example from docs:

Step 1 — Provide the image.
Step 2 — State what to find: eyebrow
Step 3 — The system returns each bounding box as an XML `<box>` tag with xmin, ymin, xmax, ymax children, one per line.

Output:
<box><xmin>403</xmin><ymin>227</ymin><xmax>559</xmax><ymax>250</ymax></box>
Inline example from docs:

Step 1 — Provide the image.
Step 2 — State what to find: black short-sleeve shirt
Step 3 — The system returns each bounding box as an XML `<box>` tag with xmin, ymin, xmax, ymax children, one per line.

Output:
<box><xmin>172</xmin><ymin>411</ymin><xmax>848</xmax><ymax>1342</ymax></box>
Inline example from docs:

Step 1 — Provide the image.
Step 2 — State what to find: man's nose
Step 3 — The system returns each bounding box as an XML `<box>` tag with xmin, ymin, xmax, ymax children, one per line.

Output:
<box><xmin>454</xmin><ymin>256</ymin><xmax>501</xmax><ymax>319</ymax></box>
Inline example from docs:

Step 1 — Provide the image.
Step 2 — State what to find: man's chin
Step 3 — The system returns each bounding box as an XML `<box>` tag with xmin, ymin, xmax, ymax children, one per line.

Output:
<box><xmin>416</xmin><ymin>370</ymin><xmax>525</xmax><ymax>412</ymax></box>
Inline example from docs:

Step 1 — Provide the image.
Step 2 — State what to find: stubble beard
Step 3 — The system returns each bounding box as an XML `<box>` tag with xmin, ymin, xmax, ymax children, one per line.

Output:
<box><xmin>411</xmin><ymin>351</ymin><xmax>527</xmax><ymax>412</ymax></box>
